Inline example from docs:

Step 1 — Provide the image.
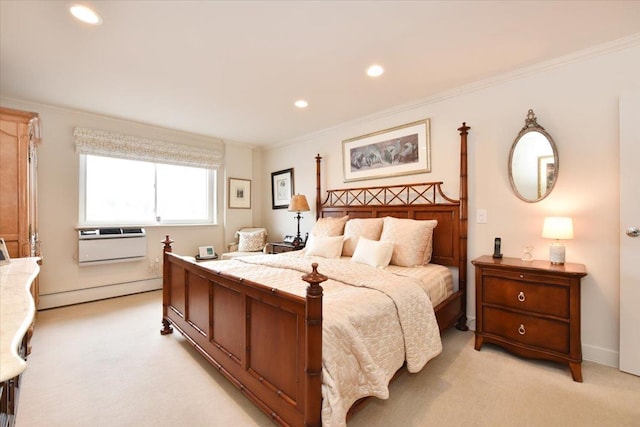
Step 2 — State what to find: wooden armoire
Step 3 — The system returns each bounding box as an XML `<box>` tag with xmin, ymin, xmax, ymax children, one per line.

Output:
<box><xmin>0</xmin><ymin>106</ymin><xmax>41</xmax><ymax>307</ymax></box>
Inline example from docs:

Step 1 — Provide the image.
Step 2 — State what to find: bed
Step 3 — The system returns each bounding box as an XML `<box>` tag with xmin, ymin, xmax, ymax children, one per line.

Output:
<box><xmin>160</xmin><ymin>123</ymin><xmax>470</xmax><ymax>427</ymax></box>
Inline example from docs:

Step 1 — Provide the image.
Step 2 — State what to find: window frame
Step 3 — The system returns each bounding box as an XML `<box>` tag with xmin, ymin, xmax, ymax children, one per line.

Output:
<box><xmin>78</xmin><ymin>154</ymin><xmax>218</xmax><ymax>227</ymax></box>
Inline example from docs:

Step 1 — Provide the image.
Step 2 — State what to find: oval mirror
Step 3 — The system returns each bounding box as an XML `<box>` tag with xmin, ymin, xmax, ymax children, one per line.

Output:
<box><xmin>508</xmin><ymin>109</ymin><xmax>559</xmax><ymax>202</ymax></box>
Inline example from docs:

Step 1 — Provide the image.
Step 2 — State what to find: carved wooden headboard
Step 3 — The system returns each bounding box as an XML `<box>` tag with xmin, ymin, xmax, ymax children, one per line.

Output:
<box><xmin>315</xmin><ymin>123</ymin><xmax>469</xmax><ymax>299</ymax></box>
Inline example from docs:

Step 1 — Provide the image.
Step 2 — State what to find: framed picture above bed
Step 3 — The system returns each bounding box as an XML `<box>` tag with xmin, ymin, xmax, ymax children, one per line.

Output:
<box><xmin>271</xmin><ymin>168</ymin><xmax>294</xmax><ymax>209</ymax></box>
<box><xmin>228</xmin><ymin>178</ymin><xmax>251</xmax><ymax>209</ymax></box>
<box><xmin>343</xmin><ymin>118</ymin><xmax>431</xmax><ymax>182</ymax></box>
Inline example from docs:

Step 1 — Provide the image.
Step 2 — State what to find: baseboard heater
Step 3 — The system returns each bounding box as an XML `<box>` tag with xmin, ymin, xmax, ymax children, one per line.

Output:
<box><xmin>78</xmin><ymin>227</ymin><xmax>146</xmax><ymax>265</ymax></box>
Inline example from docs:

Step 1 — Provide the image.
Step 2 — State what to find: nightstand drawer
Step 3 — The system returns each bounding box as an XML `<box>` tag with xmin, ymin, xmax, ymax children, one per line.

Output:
<box><xmin>482</xmin><ymin>268</ymin><xmax>572</xmax><ymax>287</ymax></box>
<box><xmin>483</xmin><ymin>276</ymin><xmax>569</xmax><ymax>318</ymax></box>
<box><xmin>483</xmin><ymin>307</ymin><xmax>569</xmax><ymax>354</ymax></box>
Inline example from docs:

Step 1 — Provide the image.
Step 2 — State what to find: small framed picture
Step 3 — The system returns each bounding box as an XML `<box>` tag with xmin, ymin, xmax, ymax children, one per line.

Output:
<box><xmin>271</xmin><ymin>168</ymin><xmax>294</xmax><ymax>209</ymax></box>
<box><xmin>198</xmin><ymin>245</ymin><xmax>216</xmax><ymax>259</ymax></box>
<box><xmin>229</xmin><ymin>178</ymin><xmax>251</xmax><ymax>209</ymax></box>
<box><xmin>0</xmin><ymin>238</ymin><xmax>11</xmax><ymax>266</ymax></box>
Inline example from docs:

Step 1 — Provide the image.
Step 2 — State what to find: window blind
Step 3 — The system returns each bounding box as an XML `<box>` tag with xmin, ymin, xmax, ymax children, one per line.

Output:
<box><xmin>74</xmin><ymin>127</ymin><xmax>223</xmax><ymax>169</ymax></box>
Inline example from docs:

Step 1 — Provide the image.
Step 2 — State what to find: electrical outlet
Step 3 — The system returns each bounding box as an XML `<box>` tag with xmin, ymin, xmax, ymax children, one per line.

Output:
<box><xmin>147</xmin><ymin>256</ymin><xmax>161</xmax><ymax>273</ymax></box>
<box><xmin>477</xmin><ymin>208</ymin><xmax>488</xmax><ymax>224</ymax></box>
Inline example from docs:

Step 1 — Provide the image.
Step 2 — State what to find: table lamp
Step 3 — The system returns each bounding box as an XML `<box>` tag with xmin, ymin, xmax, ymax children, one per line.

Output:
<box><xmin>288</xmin><ymin>194</ymin><xmax>310</xmax><ymax>247</ymax></box>
<box><xmin>542</xmin><ymin>216</ymin><xmax>574</xmax><ymax>265</ymax></box>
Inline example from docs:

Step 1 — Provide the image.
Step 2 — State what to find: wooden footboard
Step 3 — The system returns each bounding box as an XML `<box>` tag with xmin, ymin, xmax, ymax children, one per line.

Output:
<box><xmin>160</xmin><ymin>236</ymin><xmax>327</xmax><ymax>427</ymax></box>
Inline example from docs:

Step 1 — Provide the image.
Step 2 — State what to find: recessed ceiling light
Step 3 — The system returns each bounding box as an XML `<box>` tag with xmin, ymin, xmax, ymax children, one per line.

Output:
<box><xmin>294</xmin><ymin>100</ymin><xmax>308</xmax><ymax>108</ymax></box>
<box><xmin>69</xmin><ymin>4</ymin><xmax>103</xmax><ymax>25</ymax></box>
<box><xmin>367</xmin><ymin>64</ymin><xmax>384</xmax><ymax>77</ymax></box>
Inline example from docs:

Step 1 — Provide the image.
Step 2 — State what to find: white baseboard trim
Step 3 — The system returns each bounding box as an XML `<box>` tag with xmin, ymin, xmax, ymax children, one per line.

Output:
<box><xmin>582</xmin><ymin>344</ymin><xmax>619</xmax><ymax>368</ymax></box>
<box><xmin>38</xmin><ymin>278</ymin><xmax>162</xmax><ymax>310</ymax></box>
<box><xmin>467</xmin><ymin>316</ymin><xmax>477</xmax><ymax>332</ymax></box>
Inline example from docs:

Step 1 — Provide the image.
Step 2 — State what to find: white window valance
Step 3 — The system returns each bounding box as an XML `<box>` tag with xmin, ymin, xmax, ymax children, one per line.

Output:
<box><xmin>74</xmin><ymin>127</ymin><xmax>223</xmax><ymax>169</ymax></box>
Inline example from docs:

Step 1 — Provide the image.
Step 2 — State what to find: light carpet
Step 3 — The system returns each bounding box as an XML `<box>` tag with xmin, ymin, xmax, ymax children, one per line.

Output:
<box><xmin>15</xmin><ymin>290</ymin><xmax>640</xmax><ymax>427</ymax></box>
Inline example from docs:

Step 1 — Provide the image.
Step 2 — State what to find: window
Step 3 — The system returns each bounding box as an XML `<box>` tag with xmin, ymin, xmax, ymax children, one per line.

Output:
<box><xmin>80</xmin><ymin>154</ymin><xmax>216</xmax><ymax>225</ymax></box>
<box><xmin>74</xmin><ymin>127</ymin><xmax>223</xmax><ymax>226</ymax></box>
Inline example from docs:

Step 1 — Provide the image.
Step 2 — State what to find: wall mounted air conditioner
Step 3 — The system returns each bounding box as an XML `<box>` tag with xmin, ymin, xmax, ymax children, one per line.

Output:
<box><xmin>78</xmin><ymin>227</ymin><xmax>146</xmax><ymax>265</ymax></box>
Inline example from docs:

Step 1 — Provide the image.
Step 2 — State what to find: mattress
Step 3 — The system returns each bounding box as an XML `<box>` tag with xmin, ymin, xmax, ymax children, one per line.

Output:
<box><xmin>384</xmin><ymin>263</ymin><xmax>454</xmax><ymax>307</ymax></box>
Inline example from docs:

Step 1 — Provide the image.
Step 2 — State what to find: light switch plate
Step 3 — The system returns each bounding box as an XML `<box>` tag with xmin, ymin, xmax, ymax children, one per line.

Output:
<box><xmin>477</xmin><ymin>208</ymin><xmax>488</xmax><ymax>224</ymax></box>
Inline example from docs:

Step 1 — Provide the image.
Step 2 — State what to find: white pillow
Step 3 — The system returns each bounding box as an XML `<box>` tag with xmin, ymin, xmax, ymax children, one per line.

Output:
<box><xmin>380</xmin><ymin>217</ymin><xmax>438</xmax><ymax>267</ymax></box>
<box><xmin>237</xmin><ymin>230</ymin><xmax>266</xmax><ymax>252</ymax></box>
<box><xmin>351</xmin><ymin>237</ymin><xmax>394</xmax><ymax>268</ymax></box>
<box><xmin>342</xmin><ymin>218</ymin><xmax>384</xmax><ymax>257</ymax></box>
<box><xmin>312</xmin><ymin>215</ymin><xmax>349</xmax><ymax>237</ymax></box>
<box><xmin>305</xmin><ymin>235</ymin><xmax>344</xmax><ymax>259</ymax></box>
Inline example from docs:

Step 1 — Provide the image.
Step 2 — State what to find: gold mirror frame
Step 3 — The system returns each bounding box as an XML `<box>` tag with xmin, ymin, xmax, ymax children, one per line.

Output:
<box><xmin>508</xmin><ymin>109</ymin><xmax>559</xmax><ymax>203</ymax></box>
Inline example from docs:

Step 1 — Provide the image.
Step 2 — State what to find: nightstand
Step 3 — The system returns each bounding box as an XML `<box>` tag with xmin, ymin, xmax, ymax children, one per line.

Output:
<box><xmin>472</xmin><ymin>255</ymin><xmax>587</xmax><ymax>382</ymax></box>
<box><xmin>268</xmin><ymin>242</ymin><xmax>304</xmax><ymax>254</ymax></box>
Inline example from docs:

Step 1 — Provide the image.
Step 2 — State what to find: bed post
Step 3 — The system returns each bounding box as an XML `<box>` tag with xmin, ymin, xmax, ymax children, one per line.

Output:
<box><xmin>315</xmin><ymin>154</ymin><xmax>322</xmax><ymax>220</ymax></box>
<box><xmin>302</xmin><ymin>263</ymin><xmax>327</xmax><ymax>427</ymax></box>
<box><xmin>457</xmin><ymin>123</ymin><xmax>470</xmax><ymax>331</ymax></box>
<box><xmin>160</xmin><ymin>235</ymin><xmax>174</xmax><ymax>335</ymax></box>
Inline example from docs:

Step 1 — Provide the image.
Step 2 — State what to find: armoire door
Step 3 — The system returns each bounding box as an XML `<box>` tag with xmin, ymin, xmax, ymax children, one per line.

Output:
<box><xmin>0</xmin><ymin>106</ymin><xmax>40</xmax><ymax>307</ymax></box>
<box><xmin>1</xmin><ymin>108</ymin><xmax>31</xmax><ymax>257</ymax></box>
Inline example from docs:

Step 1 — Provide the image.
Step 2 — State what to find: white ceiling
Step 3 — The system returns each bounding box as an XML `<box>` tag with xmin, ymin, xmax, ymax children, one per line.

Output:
<box><xmin>2</xmin><ymin>1</ymin><xmax>640</xmax><ymax>146</ymax></box>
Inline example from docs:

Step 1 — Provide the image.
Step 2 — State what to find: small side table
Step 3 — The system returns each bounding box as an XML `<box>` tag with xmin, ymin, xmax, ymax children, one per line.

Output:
<box><xmin>268</xmin><ymin>242</ymin><xmax>304</xmax><ymax>254</ymax></box>
<box><xmin>472</xmin><ymin>255</ymin><xmax>587</xmax><ymax>381</ymax></box>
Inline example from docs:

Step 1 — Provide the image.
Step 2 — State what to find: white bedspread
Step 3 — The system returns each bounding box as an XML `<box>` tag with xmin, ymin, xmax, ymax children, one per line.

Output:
<box><xmin>196</xmin><ymin>254</ymin><xmax>442</xmax><ymax>427</ymax></box>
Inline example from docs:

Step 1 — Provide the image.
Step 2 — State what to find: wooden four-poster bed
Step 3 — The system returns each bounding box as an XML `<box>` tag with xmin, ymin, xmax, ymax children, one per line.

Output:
<box><xmin>160</xmin><ymin>123</ymin><xmax>470</xmax><ymax>426</ymax></box>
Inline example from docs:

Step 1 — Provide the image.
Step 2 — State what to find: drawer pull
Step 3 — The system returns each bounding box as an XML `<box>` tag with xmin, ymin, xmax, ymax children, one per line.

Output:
<box><xmin>517</xmin><ymin>291</ymin><xmax>526</xmax><ymax>302</ymax></box>
<box><xmin>519</xmin><ymin>274</ymin><xmax>524</xmax><ymax>279</ymax></box>
<box><xmin>518</xmin><ymin>324</ymin><xmax>526</xmax><ymax>335</ymax></box>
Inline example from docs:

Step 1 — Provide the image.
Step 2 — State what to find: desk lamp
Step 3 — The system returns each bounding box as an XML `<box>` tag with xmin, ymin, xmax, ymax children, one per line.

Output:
<box><xmin>542</xmin><ymin>217</ymin><xmax>574</xmax><ymax>265</ymax></box>
<box><xmin>288</xmin><ymin>194</ymin><xmax>310</xmax><ymax>247</ymax></box>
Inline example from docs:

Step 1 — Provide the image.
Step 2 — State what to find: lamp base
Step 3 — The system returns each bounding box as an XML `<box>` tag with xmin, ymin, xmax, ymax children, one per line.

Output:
<box><xmin>549</xmin><ymin>243</ymin><xmax>566</xmax><ymax>265</ymax></box>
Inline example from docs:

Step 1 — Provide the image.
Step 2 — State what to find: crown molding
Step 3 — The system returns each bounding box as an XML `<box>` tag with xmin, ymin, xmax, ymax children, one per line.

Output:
<box><xmin>275</xmin><ymin>33</ymin><xmax>640</xmax><ymax>149</ymax></box>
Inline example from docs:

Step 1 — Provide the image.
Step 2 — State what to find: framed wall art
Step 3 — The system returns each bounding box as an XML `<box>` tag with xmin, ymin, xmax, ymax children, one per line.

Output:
<box><xmin>228</xmin><ymin>178</ymin><xmax>251</xmax><ymax>209</ymax></box>
<box><xmin>342</xmin><ymin>119</ymin><xmax>431</xmax><ymax>182</ymax></box>
<box><xmin>271</xmin><ymin>168</ymin><xmax>294</xmax><ymax>209</ymax></box>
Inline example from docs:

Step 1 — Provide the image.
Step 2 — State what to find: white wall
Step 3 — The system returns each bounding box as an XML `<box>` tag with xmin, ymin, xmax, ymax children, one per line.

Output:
<box><xmin>0</xmin><ymin>98</ymin><xmax>234</xmax><ymax>308</ymax></box>
<box><xmin>259</xmin><ymin>42</ymin><xmax>640</xmax><ymax>367</ymax></box>
<box><xmin>223</xmin><ymin>142</ymin><xmax>258</xmax><ymax>248</ymax></box>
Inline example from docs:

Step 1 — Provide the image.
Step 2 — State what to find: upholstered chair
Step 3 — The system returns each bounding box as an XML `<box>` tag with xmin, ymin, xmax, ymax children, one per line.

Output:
<box><xmin>220</xmin><ymin>227</ymin><xmax>268</xmax><ymax>260</ymax></box>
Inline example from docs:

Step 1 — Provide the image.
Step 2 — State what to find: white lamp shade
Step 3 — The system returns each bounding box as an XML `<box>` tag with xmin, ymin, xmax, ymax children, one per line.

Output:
<box><xmin>542</xmin><ymin>216</ymin><xmax>573</xmax><ymax>264</ymax></box>
<box><xmin>542</xmin><ymin>217</ymin><xmax>574</xmax><ymax>240</ymax></box>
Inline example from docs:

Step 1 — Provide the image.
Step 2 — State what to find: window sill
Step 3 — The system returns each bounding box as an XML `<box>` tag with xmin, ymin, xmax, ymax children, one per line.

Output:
<box><xmin>75</xmin><ymin>223</ymin><xmax>219</xmax><ymax>230</ymax></box>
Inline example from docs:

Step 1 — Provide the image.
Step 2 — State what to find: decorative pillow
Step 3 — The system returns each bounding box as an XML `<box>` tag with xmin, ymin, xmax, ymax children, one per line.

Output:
<box><xmin>342</xmin><ymin>218</ymin><xmax>384</xmax><ymax>257</ymax></box>
<box><xmin>304</xmin><ymin>235</ymin><xmax>344</xmax><ymax>259</ymax></box>
<box><xmin>380</xmin><ymin>217</ymin><xmax>438</xmax><ymax>267</ymax></box>
<box><xmin>351</xmin><ymin>237</ymin><xmax>394</xmax><ymax>268</ymax></box>
<box><xmin>237</xmin><ymin>230</ymin><xmax>266</xmax><ymax>252</ymax></box>
<box><xmin>422</xmin><ymin>228</ymin><xmax>436</xmax><ymax>265</ymax></box>
<box><xmin>312</xmin><ymin>215</ymin><xmax>349</xmax><ymax>237</ymax></box>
